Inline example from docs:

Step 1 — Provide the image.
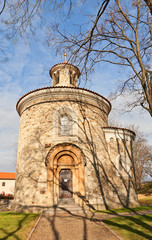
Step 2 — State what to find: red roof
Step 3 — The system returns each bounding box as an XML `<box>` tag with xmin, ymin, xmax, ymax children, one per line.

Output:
<box><xmin>0</xmin><ymin>172</ymin><xmax>16</xmax><ymax>180</ymax></box>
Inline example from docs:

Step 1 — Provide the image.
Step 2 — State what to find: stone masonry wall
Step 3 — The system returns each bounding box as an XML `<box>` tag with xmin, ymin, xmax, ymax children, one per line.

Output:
<box><xmin>14</xmin><ymin>88</ymin><xmax>139</xmax><ymax>211</ymax></box>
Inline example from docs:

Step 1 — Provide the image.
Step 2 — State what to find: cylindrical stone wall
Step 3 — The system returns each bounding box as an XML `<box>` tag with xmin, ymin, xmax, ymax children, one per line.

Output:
<box><xmin>14</xmin><ymin>86</ymin><xmax>139</xmax><ymax>212</ymax></box>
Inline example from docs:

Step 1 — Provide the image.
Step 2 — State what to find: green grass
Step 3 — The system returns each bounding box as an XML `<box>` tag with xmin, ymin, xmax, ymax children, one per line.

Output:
<box><xmin>103</xmin><ymin>214</ymin><xmax>152</xmax><ymax>240</ymax></box>
<box><xmin>94</xmin><ymin>205</ymin><xmax>152</xmax><ymax>214</ymax></box>
<box><xmin>0</xmin><ymin>212</ymin><xmax>40</xmax><ymax>240</ymax></box>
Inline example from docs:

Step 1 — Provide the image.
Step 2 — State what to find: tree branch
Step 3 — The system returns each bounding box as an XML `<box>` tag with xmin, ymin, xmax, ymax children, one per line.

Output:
<box><xmin>0</xmin><ymin>0</ymin><xmax>6</xmax><ymax>15</ymax></box>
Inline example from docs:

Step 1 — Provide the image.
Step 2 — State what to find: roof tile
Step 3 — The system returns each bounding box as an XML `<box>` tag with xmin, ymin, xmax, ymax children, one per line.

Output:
<box><xmin>0</xmin><ymin>172</ymin><xmax>16</xmax><ymax>179</ymax></box>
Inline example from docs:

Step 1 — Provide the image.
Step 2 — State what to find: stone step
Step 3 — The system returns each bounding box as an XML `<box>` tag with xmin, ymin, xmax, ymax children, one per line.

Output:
<box><xmin>44</xmin><ymin>208</ymin><xmax>84</xmax><ymax>216</ymax></box>
<box><xmin>44</xmin><ymin>208</ymin><xmax>84</xmax><ymax>215</ymax></box>
<box><xmin>44</xmin><ymin>199</ymin><xmax>85</xmax><ymax>215</ymax></box>
<box><xmin>58</xmin><ymin>199</ymin><xmax>75</xmax><ymax>204</ymax></box>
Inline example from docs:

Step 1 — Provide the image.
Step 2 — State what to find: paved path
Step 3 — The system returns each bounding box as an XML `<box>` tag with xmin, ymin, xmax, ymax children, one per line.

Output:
<box><xmin>29</xmin><ymin>213</ymin><xmax>121</xmax><ymax>240</ymax></box>
<box><xmin>29</xmin><ymin>209</ymin><xmax>152</xmax><ymax>240</ymax></box>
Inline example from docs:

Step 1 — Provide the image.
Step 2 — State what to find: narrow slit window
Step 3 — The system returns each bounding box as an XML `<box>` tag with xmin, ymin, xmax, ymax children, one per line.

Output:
<box><xmin>119</xmin><ymin>155</ymin><xmax>127</xmax><ymax>171</ymax></box>
<box><xmin>56</xmin><ymin>71</ymin><xmax>59</xmax><ymax>84</ymax></box>
<box><xmin>69</xmin><ymin>71</ymin><xmax>74</xmax><ymax>85</ymax></box>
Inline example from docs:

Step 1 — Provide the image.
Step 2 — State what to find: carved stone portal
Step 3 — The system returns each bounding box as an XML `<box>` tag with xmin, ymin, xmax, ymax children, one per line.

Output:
<box><xmin>47</xmin><ymin>143</ymin><xmax>85</xmax><ymax>206</ymax></box>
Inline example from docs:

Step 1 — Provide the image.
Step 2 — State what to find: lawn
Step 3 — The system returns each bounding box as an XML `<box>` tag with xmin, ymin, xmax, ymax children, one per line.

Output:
<box><xmin>103</xmin><ymin>214</ymin><xmax>152</xmax><ymax>240</ymax></box>
<box><xmin>95</xmin><ymin>205</ymin><xmax>152</xmax><ymax>214</ymax></box>
<box><xmin>0</xmin><ymin>212</ymin><xmax>40</xmax><ymax>240</ymax></box>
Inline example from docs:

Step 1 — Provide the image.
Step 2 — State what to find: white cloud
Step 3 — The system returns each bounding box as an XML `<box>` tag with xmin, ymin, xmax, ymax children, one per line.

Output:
<box><xmin>0</xmin><ymin>78</ymin><xmax>20</xmax><ymax>172</ymax></box>
<box><xmin>87</xmin><ymin>67</ymin><xmax>152</xmax><ymax>145</ymax></box>
<box><xmin>0</xmin><ymin>36</ymin><xmax>57</xmax><ymax>172</ymax></box>
<box><xmin>0</xmin><ymin>42</ymin><xmax>29</xmax><ymax>172</ymax></box>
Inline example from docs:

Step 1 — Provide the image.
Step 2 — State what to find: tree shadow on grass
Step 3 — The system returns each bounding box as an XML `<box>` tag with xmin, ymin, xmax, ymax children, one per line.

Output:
<box><xmin>103</xmin><ymin>214</ymin><xmax>152</xmax><ymax>240</ymax></box>
<box><xmin>0</xmin><ymin>212</ymin><xmax>37</xmax><ymax>240</ymax></box>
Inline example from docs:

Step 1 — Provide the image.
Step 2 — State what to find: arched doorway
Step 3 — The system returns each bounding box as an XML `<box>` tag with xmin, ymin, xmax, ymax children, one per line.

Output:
<box><xmin>46</xmin><ymin>143</ymin><xmax>85</xmax><ymax>206</ymax></box>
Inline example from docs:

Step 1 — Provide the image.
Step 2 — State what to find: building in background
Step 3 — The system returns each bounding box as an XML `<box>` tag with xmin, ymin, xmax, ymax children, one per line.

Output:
<box><xmin>0</xmin><ymin>172</ymin><xmax>16</xmax><ymax>195</ymax></box>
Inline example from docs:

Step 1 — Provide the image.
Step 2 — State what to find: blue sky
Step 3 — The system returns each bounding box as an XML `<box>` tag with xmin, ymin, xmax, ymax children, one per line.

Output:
<box><xmin>0</xmin><ymin>37</ymin><xmax>152</xmax><ymax>173</ymax></box>
<box><xmin>0</xmin><ymin>1</ymin><xmax>152</xmax><ymax>172</ymax></box>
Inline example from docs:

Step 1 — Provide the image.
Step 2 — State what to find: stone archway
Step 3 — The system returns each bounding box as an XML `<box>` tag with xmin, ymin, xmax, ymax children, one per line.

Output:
<box><xmin>46</xmin><ymin>143</ymin><xmax>85</xmax><ymax>206</ymax></box>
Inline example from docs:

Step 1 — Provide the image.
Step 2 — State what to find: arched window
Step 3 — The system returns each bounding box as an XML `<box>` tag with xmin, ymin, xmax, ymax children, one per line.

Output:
<box><xmin>54</xmin><ymin>106</ymin><xmax>78</xmax><ymax>139</ymax></box>
<box><xmin>69</xmin><ymin>71</ymin><xmax>72</xmax><ymax>85</ymax></box>
<box><xmin>73</xmin><ymin>73</ymin><xmax>76</xmax><ymax>85</ymax></box>
<box><xmin>69</xmin><ymin>71</ymin><xmax>77</xmax><ymax>86</ymax></box>
<box><xmin>116</xmin><ymin>154</ymin><xmax>130</xmax><ymax>175</ymax></box>
<box><xmin>60</xmin><ymin>115</ymin><xmax>70</xmax><ymax>136</ymax></box>
<box><xmin>54</xmin><ymin>70</ymin><xmax>59</xmax><ymax>85</ymax></box>
<box><xmin>119</xmin><ymin>155</ymin><xmax>127</xmax><ymax>171</ymax></box>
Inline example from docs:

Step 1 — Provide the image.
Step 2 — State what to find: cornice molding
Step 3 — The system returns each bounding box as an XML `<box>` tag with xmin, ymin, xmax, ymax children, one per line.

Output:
<box><xmin>102</xmin><ymin>127</ymin><xmax>135</xmax><ymax>141</ymax></box>
<box><xmin>16</xmin><ymin>87</ymin><xmax>111</xmax><ymax>116</ymax></box>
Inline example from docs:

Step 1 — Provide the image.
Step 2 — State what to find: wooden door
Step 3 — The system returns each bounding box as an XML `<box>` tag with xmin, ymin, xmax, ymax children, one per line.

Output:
<box><xmin>59</xmin><ymin>169</ymin><xmax>73</xmax><ymax>198</ymax></box>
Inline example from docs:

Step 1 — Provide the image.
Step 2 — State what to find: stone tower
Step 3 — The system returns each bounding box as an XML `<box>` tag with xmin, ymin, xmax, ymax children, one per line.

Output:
<box><xmin>13</xmin><ymin>57</ymin><xmax>139</xmax><ymax>212</ymax></box>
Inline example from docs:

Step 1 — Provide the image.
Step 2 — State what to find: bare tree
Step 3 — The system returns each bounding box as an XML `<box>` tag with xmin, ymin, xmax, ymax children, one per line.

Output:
<box><xmin>0</xmin><ymin>0</ymin><xmax>6</xmax><ymax>15</ymax></box>
<box><xmin>133</xmin><ymin>129</ymin><xmax>152</xmax><ymax>189</ymax></box>
<box><xmin>0</xmin><ymin>0</ymin><xmax>8</xmax><ymax>62</ymax></box>
<box><xmin>49</xmin><ymin>0</ymin><xmax>152</xmax><ymax>116</ymax></box>
<box><xmin>2</xmin><ymin>1</ymin><xmax>152</xmax><ymax>115</ymax></box>
<box><xmin>5</xmin><ymin>0</ymin><xmax>111</xmax><ymax>38</ymax></box>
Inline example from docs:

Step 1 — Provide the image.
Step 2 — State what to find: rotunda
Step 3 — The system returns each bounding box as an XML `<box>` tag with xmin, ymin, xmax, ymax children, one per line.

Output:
<box><xmin>13</xmin><ymin>57</ymin><xmax>139</xmax><ymax>212</ymax></box>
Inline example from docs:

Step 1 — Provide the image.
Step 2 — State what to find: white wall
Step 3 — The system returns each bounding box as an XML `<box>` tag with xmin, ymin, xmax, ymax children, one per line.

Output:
<box><xmin>0</xmin><ymin>179</ymin><xmax>15</xmax><ymax>195</ymax></box>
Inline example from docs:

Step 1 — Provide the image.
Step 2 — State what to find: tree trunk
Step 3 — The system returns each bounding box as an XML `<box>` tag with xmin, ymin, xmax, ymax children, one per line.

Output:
<box><xmin>144</xmin><ymin>0</ymin><xmax>152</xmax><ymax>14</ymax></box>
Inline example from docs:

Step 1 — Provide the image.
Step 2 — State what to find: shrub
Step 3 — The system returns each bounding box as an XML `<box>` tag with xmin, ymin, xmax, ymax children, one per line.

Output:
<box><xmin>0</xmin><ymin>192</ymin><xmax>14</xmax><ymax>200</ymax></box>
